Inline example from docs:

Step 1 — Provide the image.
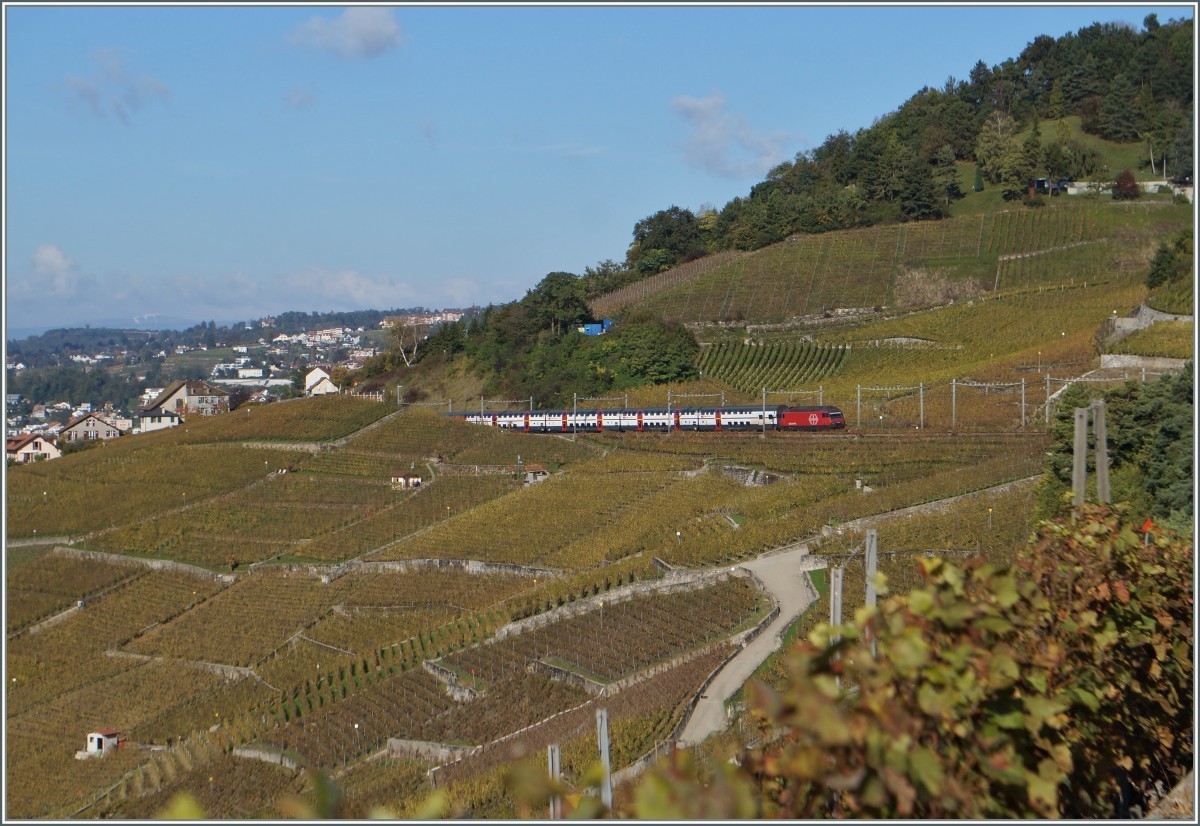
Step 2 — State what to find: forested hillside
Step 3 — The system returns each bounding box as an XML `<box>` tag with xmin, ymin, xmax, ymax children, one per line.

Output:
<box><xmin>611</xmin><ymin>15</ymin><xmax>1191</xmax><ymax>281</ymax></box>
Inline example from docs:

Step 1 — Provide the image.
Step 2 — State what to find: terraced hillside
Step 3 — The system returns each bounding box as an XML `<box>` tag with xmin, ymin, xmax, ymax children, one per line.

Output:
<box><xmin>591</xmin><ymin>201</ymin><xmax>1190</xmax><ymax>325</ymax></box>
<box><xmin>7</xmin><ymin>388</ymin><xmax>1062</xmax><ymax>818</ymax></box>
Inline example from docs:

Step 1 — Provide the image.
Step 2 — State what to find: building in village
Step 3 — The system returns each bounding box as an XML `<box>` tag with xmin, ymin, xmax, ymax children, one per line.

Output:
<box><xmin>6</xmin><ymin>433</ymin><xmax>61</xmax><ymax>463</ymax></box>
<box><xmin>59</xmin><ymin>412</ymin><xmax>124</xmax><ymax>443</ymax></box>
<box><xmin>143</xmin><ymin>380</ymin><xmax>230</xmax><ymax>418</ymax></box>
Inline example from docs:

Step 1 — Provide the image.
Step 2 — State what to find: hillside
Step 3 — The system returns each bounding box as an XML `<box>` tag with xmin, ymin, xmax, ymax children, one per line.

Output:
<box><xmin>592</xmin><ymin>199</ymin><xmax>1190</xmax><ymax>325</ymax></box>
<box><xmin>6</xmin><ymin>11</ymin><xmax>1194</xmax><ymax>818</ymax></box>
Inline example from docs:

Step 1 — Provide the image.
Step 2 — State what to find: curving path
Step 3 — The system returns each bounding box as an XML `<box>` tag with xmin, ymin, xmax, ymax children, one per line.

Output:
<box><xmin>677</xmin><ymin>476</ymin><xmax>1042</xmax><ymax>747</ymax></box>
<box><xmin>678</xmin><ymin>542</ymin><xmax>820</xmax><ymax>746</ymax></box>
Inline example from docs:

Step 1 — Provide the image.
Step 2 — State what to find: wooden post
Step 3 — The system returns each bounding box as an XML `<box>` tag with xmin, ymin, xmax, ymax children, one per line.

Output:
<box><xmin>951</xmin><ymin>378</ymin><xmax>956</xmax><ymax>431</ymax></box>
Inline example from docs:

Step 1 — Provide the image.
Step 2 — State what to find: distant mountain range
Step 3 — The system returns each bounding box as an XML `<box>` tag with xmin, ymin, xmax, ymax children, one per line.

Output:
<box><xmin>6</xmin><ymin>315</ymin><xmax>204</xmax><ymax>341</ymax></box>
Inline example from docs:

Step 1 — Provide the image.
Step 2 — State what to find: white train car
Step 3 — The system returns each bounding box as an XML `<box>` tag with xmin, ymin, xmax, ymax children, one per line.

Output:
<box><xmin>449</xmin><ymin>405</ymin><xmax>787</xmax><ymax>432</ymax></box>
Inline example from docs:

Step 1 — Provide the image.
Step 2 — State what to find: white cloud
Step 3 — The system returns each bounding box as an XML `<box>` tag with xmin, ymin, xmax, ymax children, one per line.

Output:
<box><xmin>272</xmin><ymin>267</ymin><xmax>425</xmax><ymax>309</ymax></box>
<box><xmin>284</xmin><ymin>86</ymin><xmax>316</xmax><ymax>109</ymax></box>
<box><xmin>64</xmin><ymin>48</ymin><xmax>170</xmax><ymax>124</ymax></box>
<box><xmin>671</xmin><ymin>91</ymin><xmax>792</xmax><ymax>179</ymax></box>
<box><xmin>32</xmin><ymin>244</ymin><xmax>85</xmax><ymax>298</ymax></box>
<box><xmin>290</xmin><ymin>8</ymin><xmax>405</xmax><ymax>59</ymax></box>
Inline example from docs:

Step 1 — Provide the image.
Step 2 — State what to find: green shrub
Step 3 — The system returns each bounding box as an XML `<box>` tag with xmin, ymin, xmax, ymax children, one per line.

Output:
<box><xmin>626</xmin><ymin>506</ymin><xmax>1193</xmax><ymax>819</ymax></box>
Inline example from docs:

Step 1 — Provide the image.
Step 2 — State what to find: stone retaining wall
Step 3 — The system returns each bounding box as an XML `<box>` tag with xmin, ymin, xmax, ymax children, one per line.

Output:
<box><xmin>232</xmin><ymin>745</ymin><xmax>298</xmax><ymax>769</ymax></box>
<box><xmin>251</xmin><ymin>557</ymin><xmax>561</xmax><ymax>581</ymax></box>
<box><xmin>1099</xmin><ymin>355</ymin><xmax>1189</xmax><ymax>371</ymax></box>
<box><xmin>422</xmin><ymin>661</ymin><xmax>478</xmax><ymax>702</ymax></box>
<box><xmin>50</xmin><ymin>547</ymin><xmax>233</xmax><ymax>582</ymax></box>
<box><xmin>387</xmin><ymin>739</ymin><xmax>475</xmax><ymax>763</ymax></box>
<box><xmin>491</xmin><ymin>567</ymin><xmax>739</xmax><ymax>642</ymax></box>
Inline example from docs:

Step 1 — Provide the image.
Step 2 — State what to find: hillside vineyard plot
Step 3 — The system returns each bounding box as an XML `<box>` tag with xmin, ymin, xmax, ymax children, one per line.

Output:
<box><xmin>698</xmin><ymin>341</ymin><xmax>848</xmax><ymax>394</ymax></box>
<box><xmin>613</xmin><ymin>201</ymin><xmax>1187</xmax><ymax>326</ymax></box>
<box><xmin>6</xmin><ymin>444</ymin><xmax>295</xmax><ymax>538</ymax></box>
<box><xmin>373</xmin><ymin>467</ymin><xmax>689</xmax><ymax>568</ymax></box>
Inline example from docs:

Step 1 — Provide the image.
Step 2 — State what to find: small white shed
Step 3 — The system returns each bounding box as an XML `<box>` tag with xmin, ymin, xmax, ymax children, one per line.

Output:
<box><xmin>76</xmin><ymin>729</ymin><xmax>121</xmax><ymax>759</ymax></box>
<box><xmin>391</xmin><ymin>472</ymin><xmax>423</xmax><ymax>490</ymax></box>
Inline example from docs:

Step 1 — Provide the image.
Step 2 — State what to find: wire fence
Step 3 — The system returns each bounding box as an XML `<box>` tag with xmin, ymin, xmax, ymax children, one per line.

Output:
<box><xmin>389</xmin><ymin>366</ymin><xmax>1182</xmax><ymax>432</ymax></box>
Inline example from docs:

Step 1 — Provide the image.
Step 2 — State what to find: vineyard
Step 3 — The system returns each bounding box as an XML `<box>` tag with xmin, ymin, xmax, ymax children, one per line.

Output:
<box><xmin>599</xmin><ymin>201</ymin><xmax>1187</xmax><ymax>326</ymax></box>
<box><xmin>5</xmin><ymin>197</ymin><xmax>1191</xmax><ymax>818</ymax></box>
<box><xmin>1107</xmin><ymin>320</ymin><xmax>1194</xmax><ymax>360</ymax></box>
<box><xmin>697</xmin><ymin>341</ymin><xmax>848</xmax><ymax>394</ymax></box>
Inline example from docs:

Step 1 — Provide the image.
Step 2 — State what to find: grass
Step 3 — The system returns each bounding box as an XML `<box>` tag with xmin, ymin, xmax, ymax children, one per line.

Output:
<box><xmin>1108</xmin><ymin>320</ymin><xmax>1194</xmax><ymax>360</ymax></box>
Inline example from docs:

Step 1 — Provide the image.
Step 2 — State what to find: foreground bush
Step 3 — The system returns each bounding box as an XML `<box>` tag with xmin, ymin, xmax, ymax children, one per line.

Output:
<box><xmin>628</xmin><ymin>505</ymin><xmax>1193</xmax><ymax>819</ymax></box>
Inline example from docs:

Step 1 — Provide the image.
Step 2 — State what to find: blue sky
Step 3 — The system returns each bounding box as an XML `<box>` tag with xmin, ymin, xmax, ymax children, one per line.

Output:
<box><xmin>4</xmin><ymin>3</ymin><xmax>1192</xmax><ymax>331</ymax></box>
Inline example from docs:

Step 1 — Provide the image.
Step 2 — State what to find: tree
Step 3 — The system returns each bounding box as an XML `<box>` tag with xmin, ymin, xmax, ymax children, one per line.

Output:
<box><xmin>388</xmin><ymin>319</ymin><xmax>430</xmax><ymax>367</ymax></box>
<box><xmin>975</xmin><ymin>111</ymin><xmax>1019</xmax><ymax>184</ymax></box>
<box><xmin>973</xmin><ymin>165</ymin><xmax>985</xmax><ymax>192</ymax></box>
<box><xmin>898</xmin><ymin>150</ymin><xmax>945</xmax><ymax>220</ymax></box>
<box><xmin>625</xmin><ymin>206</ymin><xmax>704</xmax><ymax>275</ymax></box>
<box><xmin>1112</xmin><ymin>168</ymin><xmax>1141</xmax><ymax>199</ymax></box>
<box><xmin>1172</xmin><ymin>111</ymin><xmax>1193</xmax><ymax>181</ymax></box>
<box><xmin>1099</xmin><ymin>73</ymin><xmax>1139</xmax><ymax>142</ymax></box>
<box><xmin>933</xmin><ymin>145</ymin><xmax>963</xmax><ymax>205</ymax></box>
<box><xmin>1047</xmin><ymin>78</ymin><xmax>1066</xmax><ymax>120</ymax></box>
<box><xmin>524</xmin><ymin>271</ymin><xmax>589</xmax><ymax>336</ymax></box>
<box><xmin>1146</xmin><ymin>230</ymin><xmax>1193</xmax><ymax>289</ymax></box>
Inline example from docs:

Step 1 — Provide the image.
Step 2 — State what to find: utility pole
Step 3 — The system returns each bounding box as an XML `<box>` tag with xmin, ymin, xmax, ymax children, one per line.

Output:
<box><xmin>547</xmin><ymin>744</ymin><xmax>562</xmax><ymax>819</ymax></box>
<box><xmin>1093</xmin><ymin>399</ymin><xmax>1110</xmax><ymax>504</ymax></box>
<box><xmin>865</xmin><ymin>530</ymin><xmax>878</xmax><ymax>660</ymax></box>
<box><xmin>1072</xmin><ymin>407</ymin><xmax>1088</xmax><ymax>507</ymax></box>
<box><xmin>596</xmin><ymin>709</ymin><xmax>613</xmax><ymax>810</ymax></box>
<box><xmin>830</xmin><ymin>566</ymin><xmax>844</xmax><ymax>688</ymax></box>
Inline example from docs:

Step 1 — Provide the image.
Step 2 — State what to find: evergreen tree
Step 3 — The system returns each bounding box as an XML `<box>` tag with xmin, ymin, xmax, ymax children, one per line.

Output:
<box><xmin>1047</xmin><ymin>78</ymin><xmax>1066</xmax><ymax>119</ymax></box>
<box><xmin>933</xmin><ymin>144</ymin><xmax>963</xmax><ymax>205</ymax></box>
<box><xmin>898</xmin><ymin>151</ymin><xmax>944</xmax><ymax>220</ymax></box>
<box><xmin>1098</xmin><ymin>73</ymin><xmax>1139</xmax><ymax>141</ymax></box>
<box><xmin>973</xmin><ymin>165</ymin><xmax>985</xmax><ymax>192</ymax></box>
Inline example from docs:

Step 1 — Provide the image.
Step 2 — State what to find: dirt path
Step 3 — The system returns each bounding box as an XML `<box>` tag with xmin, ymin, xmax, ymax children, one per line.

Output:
<box><xmin>678</xmin><ymin>545</ymin><xmax>817</xmax><ymax>746</ymax></box>
<box><xmin>677</xmin><ymin>475</ymin><xmax>1041</xmax><ymax>747</ymax></box>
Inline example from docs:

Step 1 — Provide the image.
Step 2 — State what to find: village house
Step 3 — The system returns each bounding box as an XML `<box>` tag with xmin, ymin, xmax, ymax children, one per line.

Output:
<box><xmin>6</xmin><ymin>433</ymin><xmax>61</xmax><ymax>463</ymax></box>
<box><xmin>390</xmin><ymin>471</ymin><xmax>423</xmax><ymax>490</ymax></box>
<box><xmin>138</xmin><ymin>408</ymin><xmax>182</xmax><ymax>433</ymax></box>
<box><xmin>145</xmin><ymin>380</ymin><xmax>230</xmax><ymax>418</ymax></box>
<box><xmin>305</xmin><ymin>367</ymin><xmax>339</xmax><ymax>396</ymax></box>
<box><xmin>60</xmin><ymin>412</ymin><xmax>124</xmax><ymax>443</ymax></box>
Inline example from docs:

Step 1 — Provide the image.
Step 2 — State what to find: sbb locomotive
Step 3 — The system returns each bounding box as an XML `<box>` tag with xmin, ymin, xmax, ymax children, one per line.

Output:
<box><xmin>448</xmin><ymin>405</ymin><xmax>846</xmax><ymax>433</ymax></box>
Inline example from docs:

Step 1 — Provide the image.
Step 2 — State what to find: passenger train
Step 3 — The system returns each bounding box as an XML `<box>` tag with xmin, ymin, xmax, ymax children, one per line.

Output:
<box><xmin>448</xmin><ymin>405</ymin><xmax>846</xmax><ymax>433</ymax></box>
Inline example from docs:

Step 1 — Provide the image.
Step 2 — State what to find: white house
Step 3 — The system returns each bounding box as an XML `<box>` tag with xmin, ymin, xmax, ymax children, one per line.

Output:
<box><xmin>139</xmin><ymin>408</ymin><xmax>182</xmax><ymax>433</ymax></box>
<box><xmin>237</xmin><ymin>367</ymin><xmax>264</xmax><ymax>378</ymax></box>
<box><xmin>305</xmin><ymin>367</ymin><xmax>339</xmax><ymax>396</ymax></box>
<box><xmin>391</xmin><ymin>472</ymin><xmax>423</xmax><ymax>490</ymax></box>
